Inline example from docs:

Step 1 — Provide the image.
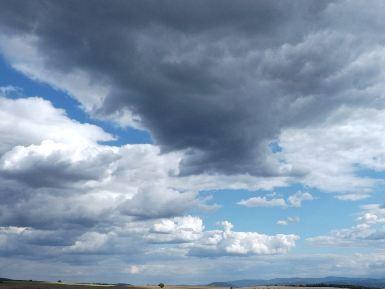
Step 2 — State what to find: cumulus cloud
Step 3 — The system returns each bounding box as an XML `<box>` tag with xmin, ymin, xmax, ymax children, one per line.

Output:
<box><xmin>0</xmin><ymin>93</ymin><xmax>298</xmax><ymax>269</ymax></box>
<box><xmin>2</xmin><ymin>0</ymin><xmax>385</xmax><ymax>179</ymax></box>
<box><xmin>151</xmin><ymin>216</ymin><xmax>204</xmax><ymax>234</ymax></box>
<box><xmin>278</xmin><ymin>106</ymin><xmax>385</xmax><ymax>195</ymax></box>
<box><xmin>238</xmin><ymin>192</ymin><xmax>314</xmax><ymax>208</ymax></box>
<box><xmin>120</xmin><ymin>186</ymin><xmax>197</xmax><ymax>219</ymax></box>
<box><xmin>64</xmin><ymin>232</ymin><xmax>113</xmax><ymax>254</ymax></box>
<box><xmin>2</xmin><ymin>0</ymin><xmax>385</xmax><ymax>281</ymax></box>
<box><xmin>238</xmin><ymin>196</ymin><xmax>286</xmax><ymax>208</ymax></box>
<box><xmin>308</xmin><ymin>204</ymin><xmax>385</xmax><ymax>247</ymax></box>
<box><xmin>0</xmin><ymin>96</ymin><xmax>204</xmax><ymax>240</ymax></box>
<box><xmin>0</xmin><ymin>140</ymin><xmax>119</xmax><ymax>187</ymax></box>
<box><xmin>1</xmin><ymin>1</ymin><xmax>385</xmax><ymax>198</ymax></box>
<box><xmin>146</xmin><ymin>217</ymin><xmax>298</xmax><ymax>257</ymax></box>
<box><xmin>287</xmin><ymin>192</ymin><xmax>314</xmax><ymax>208</ymax></box>
<box><xmin>0</xmin><ymin>96</ymin><xmax>113</xmax><ymax>153</ymax></box>
<box><xmin>147</xmin><ymin>216</ymin><xmax>204</xmax><ymax>243</ymax></box>
<box><xmin>188</xmin><ymin>221</ymin><xmax>299</xmax><ymax>257</ymax></box>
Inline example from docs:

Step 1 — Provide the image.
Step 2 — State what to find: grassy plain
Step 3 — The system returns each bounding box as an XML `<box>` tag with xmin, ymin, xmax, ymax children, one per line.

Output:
<box><xmin>0</xmin><ymin>281</ymin><xmax>343</xmax><ymax>289</ymax></box>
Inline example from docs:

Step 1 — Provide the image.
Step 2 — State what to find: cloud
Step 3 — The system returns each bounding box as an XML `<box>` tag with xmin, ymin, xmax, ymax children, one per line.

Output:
<box><xmin>307</xmin><ymin>204</ymin><xmax>385</xmax><ymax>247</ymax></box>
<box><xmin>2</xmin><ymin>0</ymin><xmax>384</xmax><ymax>178</ymax></box>
<box><xmin>188</xmin><ymin>221</ymin><xmax>299</xmax><ymax>257</ymax></box>
<box><xmin>146</xmin><ymin>217</ymin><xmax>298</xmax><ymax>257</ymax></box>
<box><xmin>277</xmin><ymin>216</ymin><xmax>300</xmax><ymax>226</ymax></box>
<box><xmin>335</xmin><ymin>194</ymin><xmax>371</xmax><ymax>201</ymax></box>
<box><xmin>0</xmin><ymin>85</ymin><xmax>23</xmax><ymax>97</ymax></box>
<box><xmin>0</xmin><ymin>93</ymin><xmax>299</xmax><ymax>267</ymax></box>
<box><xmin>120</xmin><ymin>186</ymin><xmax>198</xmax><ymax>219</ymax></box>
<box><xmin>278</xmin><ymin>105</ymin><xmax>385</xmax><ymax>195</ymax></box>
<box><xmin>126</xmin><ymin>265</ymin><xmax>141</xmax><ymax>275</ymax></box>
<box><xmin>0</xmin><ymin>96</ymin><xmax>203</xmax><ymax>236</ymax></box>
<box><xmin>287</xmin><ymin>192</ymin><xmax>314</xmax><ymax>208</ymax></box>
<box><xmin>0</xmin><ymin>96</ymin><xmax>113</xmax><ymax>155</ymax></box>
<box><xmin>238</xmin><ymin>191</ymin><xmax>314</xmax><ymax>208</ymax></box>
<box><xmin>171</xmin><ymin>173</ymin><xmax>291</xmax><ymax>193</ymax></box>
<box><xmin>2</xmin><ymin>0</ymin><xmax>385</xmax><ymax>282</ymax></box>
<box><xmin>0</xmin><ymin>140</ymin><xmax>119</xmax><ymax>188</ymax></box>
<box><xmin>3</xmin><ymin>250</ymin><xmax>385</xmax><ymax>284</ymax></box>
<box><xmin>238</xmin><ymin>196</ymin><xmax>287</xmax><ymax>208</ymax></box>
<box><xmin>64</xmin><ymin>232</ymin><xmax>113</xmax><ymax>254</ymax></box>
<box><xmin>147</xmin><ymin>216</ymin><xmax>204</xmax><ymax>243</ymax></box>
<box><xmin>151</xmin><ymin>216</ymin><xmax>204</xmax><ymax>235</ymax></box>
<box><xmin>1</xmin><ymin>1</ymin><xmax>385</xmax><ymax>198</ymax></box>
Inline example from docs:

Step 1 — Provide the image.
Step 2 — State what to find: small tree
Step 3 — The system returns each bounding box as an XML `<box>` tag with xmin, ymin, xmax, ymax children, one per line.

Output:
<box><xmin>158</xmin><ymin>283</ymin><xmax>165</xmax><ymax>288</ymax></box>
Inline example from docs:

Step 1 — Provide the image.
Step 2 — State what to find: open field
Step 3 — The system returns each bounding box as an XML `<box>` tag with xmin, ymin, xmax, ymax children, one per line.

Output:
<box><xmin>143</xmin><ymin>284</ymin><xmax>384</xmax><ymax>289</ymax></box>
<box><xmin>0</xmin><ymin>283</ymin><xmax>129</xmax><ymax>289</ymax></box>
<box><xmin>0</xmin><ymin>282</ymin><xmax>346</xmax><ymax>289</ymax></box>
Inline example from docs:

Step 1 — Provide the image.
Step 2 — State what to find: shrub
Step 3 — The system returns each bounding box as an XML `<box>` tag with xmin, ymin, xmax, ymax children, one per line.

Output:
<box><xmin>158</xmin><ymin>283</ymin><xmax>165</xmax><ymax>288</ymax></box>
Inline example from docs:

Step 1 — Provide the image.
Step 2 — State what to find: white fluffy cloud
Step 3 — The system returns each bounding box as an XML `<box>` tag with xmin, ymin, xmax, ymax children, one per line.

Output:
<box><xmin>0</xmin><ymin>140</ymin><xmax>119</xmax><ymax>187</ymax></box>
<box><xmin>0</xmin><ymin>96</ymin><xmax>113</xmax><ymax>154</ymax></box>
<box><xmin>146</xmin><ymin>217</ymin><xmax>299</xmax><ymax>257</ymax></box>
<box><xmin>147</xmin><ymin>216</ymin><xmax>204</xmax><ymax>243</ymax></box>
<box><xmin>146</xmin><ymin>218</ymin><xmax>298</xmax><ymax>257</ymax></box>
<box><xmin>0</xmin><ymin>96</ymin><xmax>199</xmax><ymax>237</ymax></box>
<box><xmin>308</xmin><ymin>204</ymin><xmax>385</xmax><ymax>247</ymax></box>
<box><xmin>238</xmin><ymin>192</ymin><xmax>314</xmax><ymax>208</ymax></box>
<box><xmin>151</xmin><ymin>216</ymin><xmax>204</xmax><ymax>235</ymax></box>
<box><xmin>237</xmin><ymin>196</ymin><xmax>287</xmax><ymax>208</ymax></box>
<box><xmin>0</xmin><ymin>94</ymin><xmax>299</xmax><ymax>267</ymax></box>
<box><xmin>188</xmin><ymin>221</ymin><xmax>299</xmax><ymax>257</ymax></box>
<box><xmin>287</xmin><ymin>192</ymin><xmax>314</xmax><ymax>208</ymax></box>
<box><xmin>278</xmin><ymin>106</ymin><xmax>385</xmax><ymax>197</ymax></box>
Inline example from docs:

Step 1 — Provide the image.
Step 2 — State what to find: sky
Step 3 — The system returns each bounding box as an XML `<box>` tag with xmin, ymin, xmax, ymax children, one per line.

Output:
<box><xmin>1</xmin><ymin>0</ymin><xmax>385</xmax><ymax>284</ymax></box>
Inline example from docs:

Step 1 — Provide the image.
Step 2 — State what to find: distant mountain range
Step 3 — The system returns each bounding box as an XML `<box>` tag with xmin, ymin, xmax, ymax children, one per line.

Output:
<box><xmin>208</xmin><ymin>277</ymin><xmax>385</xmax><ymax>288</ymax></box>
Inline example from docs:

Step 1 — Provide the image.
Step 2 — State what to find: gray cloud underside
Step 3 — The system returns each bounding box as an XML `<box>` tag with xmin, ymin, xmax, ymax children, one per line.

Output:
<box><xmin>2</xmin><ymin>0</ymin><xmax>384</xmax><ymax>176</ymax></box>
<box><xmin>2</xmin><ymin>1</ymin><xmax>385</xmax><ymax>281</ymax></box>
<box><xmin>0</xmin><ymin>95</ymin><xmax>298</xmax><ymax>265</ymax></box>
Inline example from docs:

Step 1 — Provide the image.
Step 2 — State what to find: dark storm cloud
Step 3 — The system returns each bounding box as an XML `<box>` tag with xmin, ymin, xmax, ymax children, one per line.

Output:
<box><xmin>1</xmin><ymin>0</ymin><xmax>383</xmax><ymax>176</ymax></box>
